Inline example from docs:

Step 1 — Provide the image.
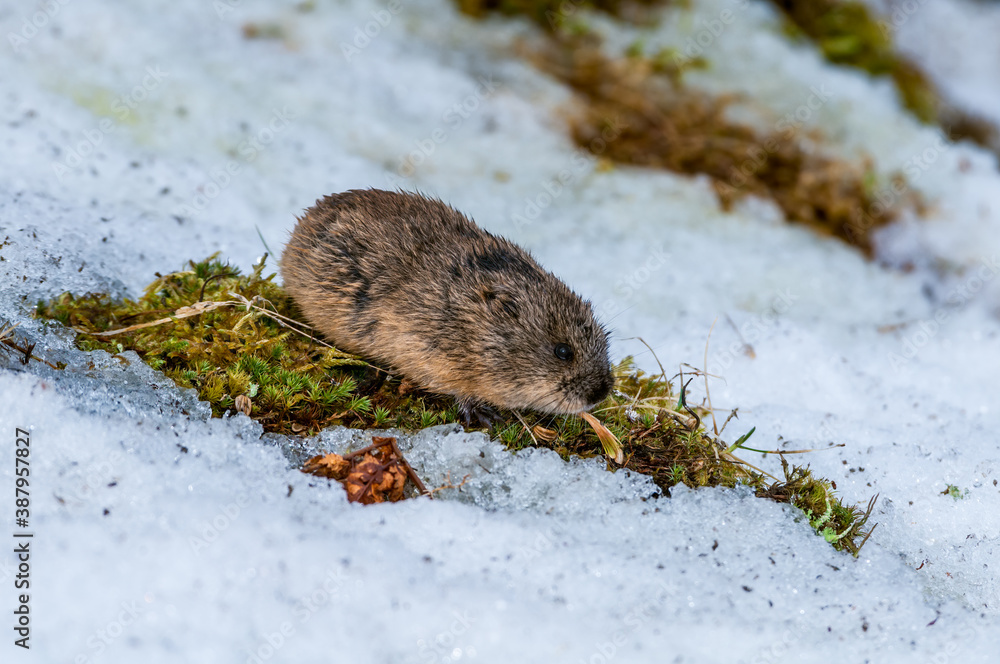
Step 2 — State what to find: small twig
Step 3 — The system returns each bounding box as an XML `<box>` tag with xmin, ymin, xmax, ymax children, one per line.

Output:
<box><xmin>342</xmin><ymin>438</ymin><xmax>395</xmax><ymax>460</ymax></box>
<box><xmin>198</xmin><ymin>272</ymin><xmax>239</xmax><ymax>302</ymax></box>
<box><xmin>87</xmin><ymin>293</ymin><xmax>374</xmax><ymax>368</ymax></box>
<box><xmin>90</xmin><ymin>300</ymin><xmax>237</xmax><ymax>336</ymax></box>
<box><xmin>228</xmin><ymin>294</ymin><xmax>373</xmax><ymax>368</ymax></box>
<box><xmin>386</xmin><ymin>437</ymin><xmax>430</xmax><ymax>497</ymax></box>
<box><xmin>676</xmin><ymin>364</ymin><xmax>724</xmax><ymax>384</ymax></box>
<box><xmin>704</xmin><ymin>317</ymin><xmax>718</xmax><ymax>435</ymax></box>
<box><xmin>355</xmin><ymin>460</ymin><xmax>396</xmax><ymax>501</ymax></box>
<box><xmin>343</xmin><ymin>437</ymin><xmax>431</xmax><ymax>498</ymax></box>
<box><xmin>852</xmin><ymin>494</ymin><xmax>880</xmax><ymax>554</ymax></box>
<box><xmin>677</xmin><ymin>374</ymin><xmax>701</xmax><ymax>433</ymax></box>
<box><xmin>427</xmin><ymin>471</ymin><xmax>472</xmax><ymax>496</ymax></box>
<box><xmin>665</xmin><ymin>411</ymin><xmax>696</xmax><ymax>430</ymax></box>
<box><xmin>632</xmin><ymin>419</ymin><xmax>663</xmax><ymax>442</ymax></box>
<box><xmin>629</xmin><ymin>336</ymin><xmax>667</xmax><ymax>384</ymax></box>
<box><xmin>716</xmin><ymin>408</ymin><xmax>739</xmax><ymax>437</ymax></box>
<box><xmin>735</xmin><ymin>443</ymin><xmax>845</xmax><ymax>455</ymax></box>
<box><xmin>0</xmin><ymin>322</ymin><xmax>60</xmax><ymax>370</ymax></box>
<box><xmin>724</xmin><ymin>452</ymin><xmax>781</xmax><ymax>483</ymax></box>
<box><xmin>511</xmin><ymin>410</ymin><xmax>539</xmax><ymax>447</ymax></box>
<box><xmin>725</xmin><ymin>313</ymin><xmax>755</xmax><ymax>359</ymax></box>
<box><xmin>229</xmin><ymin>293</ymin><xmax>329</xmax><ymax>344</ymax></box>
<box><xmin>118</xmin><ymin>308</ymin><xmax>174</xmax><ymax>323</ymax></box>
<box><xmin>855</xmin><ymin>523</ymin><xmax>877</xmax><ymax>552</ymax></box>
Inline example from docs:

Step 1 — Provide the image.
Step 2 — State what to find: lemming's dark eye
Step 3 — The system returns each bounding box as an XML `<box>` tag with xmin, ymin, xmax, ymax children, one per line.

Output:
<box><xmin>554</xmin><ymin>343</ymin><xmax>573</xmax><ymax>361</ymax></box>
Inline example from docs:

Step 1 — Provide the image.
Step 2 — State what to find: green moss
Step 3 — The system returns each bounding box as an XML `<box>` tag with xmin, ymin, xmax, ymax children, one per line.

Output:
<box><xmin>455</xmin><ymin>0</ymin><xmax>671</xmax><ymax>31</ymax></box>
<box><xmin>38</xmin><ymin>254</ymin><xmax>374</xmax><ymax>434</ymax></box>
<box><xmin>37</xmin><ymin>255</ymin><xmax>876</xmax><ymax>554</ymax></box>
<box><xmin>770</xmin><ymin>0</ymin><xmax>998</xmax><ymax>150</ymax></box>
<box><xmin>772</xmin><ymin>0</ymin><xmax>942</xmax><ymax>123</ymax></box>
<box><xmin>941</xmin><ymin>484</ymin><xmax>968</xmax><ymax>500</ymax></box>
<box><xmin>529</xmin><ymin>40</ymin><xmax>898</xmax><ymax>254</ymax></box>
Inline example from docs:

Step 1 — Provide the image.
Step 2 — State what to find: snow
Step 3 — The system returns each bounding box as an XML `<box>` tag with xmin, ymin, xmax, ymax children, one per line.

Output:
<box><xmin>874</xmin><ymin>0</ymin><xmax>1000</xmax><ymax>130</ymax></box>
<box><xmin>1</xmin><ymin>0</ymin><xmax>1000</xmax><ymax>661</ymax></box>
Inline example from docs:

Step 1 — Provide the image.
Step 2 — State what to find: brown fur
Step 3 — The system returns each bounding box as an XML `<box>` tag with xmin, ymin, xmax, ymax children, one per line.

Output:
<box><xmin>280</xmin><ymin>189</ymin><xmax>613</xmax><ymax>414</ymax></box>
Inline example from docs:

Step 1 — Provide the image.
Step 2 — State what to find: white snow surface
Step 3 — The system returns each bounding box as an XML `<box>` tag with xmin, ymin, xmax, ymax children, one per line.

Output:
<box><xmin>1</xmin><ymin>0</ymin><xmax>999</xmax><ymax>661</ymax></box>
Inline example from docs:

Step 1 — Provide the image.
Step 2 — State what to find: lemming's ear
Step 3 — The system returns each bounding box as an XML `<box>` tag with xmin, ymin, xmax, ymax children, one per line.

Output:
<box><xmin>477</xmin><ymin>283</ymin><xmax>520</xmax><ymax>320</ymax></box>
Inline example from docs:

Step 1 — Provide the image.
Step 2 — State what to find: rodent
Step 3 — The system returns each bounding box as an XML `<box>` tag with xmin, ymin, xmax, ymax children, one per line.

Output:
<box><xmin>280</xmin><ymin>189</ymin><xmax>613</xmax><ymax>417</ymax></box>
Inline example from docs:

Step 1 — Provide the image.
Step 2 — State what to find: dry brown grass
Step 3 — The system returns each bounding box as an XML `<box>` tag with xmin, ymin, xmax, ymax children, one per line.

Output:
<box><xmin>531</xmin><ymin>37</ymin><xmax>897</xmax><ymax>253</ymax></box>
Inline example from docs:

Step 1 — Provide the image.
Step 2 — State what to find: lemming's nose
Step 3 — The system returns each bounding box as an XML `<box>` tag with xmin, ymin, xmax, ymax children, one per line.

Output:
<box><xmin>586</xmin><ymin>372</ymin><xmax>613</xmax><ymax>406</ymax></box>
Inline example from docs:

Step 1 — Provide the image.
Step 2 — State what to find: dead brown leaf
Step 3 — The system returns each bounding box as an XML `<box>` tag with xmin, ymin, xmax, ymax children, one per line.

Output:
<box><xmin>532</xmin><ymin>425</ymin><xmax>558</xmax><ymax>442</ymax></box>
<box><xmin>344</xmin><ymin>449</ymin><xmax>407</xmax><ymax>504</ymax></box>
<box><xmin>301</xmin><ymin>453</ymin><xmax>351</xmax><ymax>480</ymax></box>
<box><xmin>300</xmin><ymin>436</ymin><xmax>424</xmax><ymax>504</ymax></box>
<box><xmin>234</xmin><ymin>394</ymin><xmax>252</xmax><ymax>416</ymax></box>
<box><xmin>580</xmin><ymin>411</ymin><xmax>625</xmax><ymax>464</ymax></box>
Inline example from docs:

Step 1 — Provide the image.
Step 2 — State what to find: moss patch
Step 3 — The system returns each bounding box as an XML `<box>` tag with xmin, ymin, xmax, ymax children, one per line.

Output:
<box><xmin>36</xmin><ymin>255</ymin><xmax>463</xmax><ymax>435</ymax></box>
<box><xmin>455</xmin><ymin>0</ymin><xmax>670</xmax><ymax>31</ymax></box>
<box><xmin>38</xmin><ymin>255</ymin><xmax>877</xmax><ymax>554</ymax></box>
<box><xmin>453</xmin><ymin>1</ymin><xmax>909</xmax><ymax>255</ymax></box>
<box><xmin>769</xmin><ymin>0</ymin><xmax>998</xmax><ymax>152</ymax></box>
<box><xmin>534</xmin><ymin>39</ymin><xmax>895</xmax><ymax>253</ymax></box>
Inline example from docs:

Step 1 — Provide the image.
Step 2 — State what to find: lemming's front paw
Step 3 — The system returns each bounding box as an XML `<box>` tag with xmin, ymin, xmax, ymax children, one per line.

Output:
<box><xmin>457</xmin><ymin>399</ymin><xmax>502</xmax><ymax>430</ymax></box>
